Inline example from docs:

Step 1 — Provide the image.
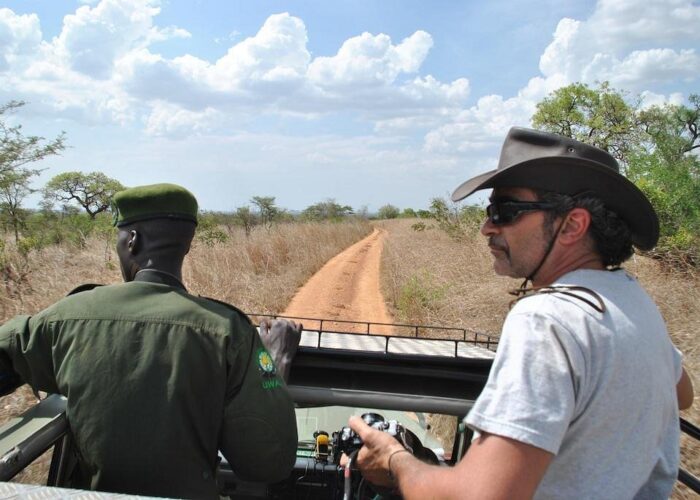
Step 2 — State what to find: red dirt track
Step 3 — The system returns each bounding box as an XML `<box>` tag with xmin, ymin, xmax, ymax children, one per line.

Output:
<box><xmin>281</xmin><ymin>228</ymin><xmax>394</xmax><ymax>334</ymax></box>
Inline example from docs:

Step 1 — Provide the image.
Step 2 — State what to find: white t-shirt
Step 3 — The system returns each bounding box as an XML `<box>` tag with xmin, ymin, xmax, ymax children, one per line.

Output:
<box><xmin>465</xmin><ymin>269</ymin><xmax>682</xmax><ymax>499</ymax></box>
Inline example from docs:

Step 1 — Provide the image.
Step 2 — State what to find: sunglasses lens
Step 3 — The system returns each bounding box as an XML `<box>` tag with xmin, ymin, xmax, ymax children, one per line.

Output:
<box><xmin>486</xmin><ymin>202</ymin><xmax>552</xmax><ymax>225</ymax></box>
<box><xmin>486</xmin><ymin>203</ymin><xmax>517</xmax><ymax>225</ymax></box>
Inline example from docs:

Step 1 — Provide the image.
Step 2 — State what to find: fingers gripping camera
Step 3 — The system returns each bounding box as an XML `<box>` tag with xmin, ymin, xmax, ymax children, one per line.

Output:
<box><xmin>333</xmin><ymin>413</ymin><xmax>411</xmax><ymax>462</ymax></box>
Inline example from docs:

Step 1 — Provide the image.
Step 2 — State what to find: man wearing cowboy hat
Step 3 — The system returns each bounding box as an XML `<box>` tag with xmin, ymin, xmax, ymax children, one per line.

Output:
<box><xmin>349</xmin><ymin>127</ymin><xmax>693</xmax><ymax>499</ymax></box>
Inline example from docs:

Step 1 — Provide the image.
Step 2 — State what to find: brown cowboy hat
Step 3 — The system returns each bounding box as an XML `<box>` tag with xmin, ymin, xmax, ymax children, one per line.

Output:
<box><xmin>451</xmin><ymin>127</ymin><xmax>659</xmax><ymax>250</ymax></box>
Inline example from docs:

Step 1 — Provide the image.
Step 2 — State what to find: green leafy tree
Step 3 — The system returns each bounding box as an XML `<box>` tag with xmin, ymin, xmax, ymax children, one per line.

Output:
<box><xmin>44</xmin><ymin>171</ymin><xmax>125</xmax><ymax>219</ymax></box>
<box><xmin>251</xmin><ymin>196</ymin><xmax>279</xmax><ymax>228</ymax></box>
<box><xmin>377</xmin><ymin>204</ymin><xmax>400</xmax><ymax>219</ymax></box>
<box><xmin>233</xmin><ymin>206</ymin><xmax>256</xmax><ymax>236</ymax></box>
<box><xmin>301</xmin><ymin>199</ymin><xmax>353</xmax><ymax>221</ymax></box>
<box><xmin>638</xmin><ymin>94</ymin><xmax>699</xmax><ymax>162</ymax></box>
<box><xmin>196</xmin><ymin>211</ymin><xmax>229</xmax><ymax>247</ymax></box>
<box><xmin>421</xmin><ymin>197</ymin><xmax>482</xmax><ymax>241</ymax></box>
<box><xmin>533</xmin><ymin>84</ymin><xmax>700</xmax><ymax>265</ymax></box>
<box><xmin>0</xmin><ymin>101</ymin><xmax>66</xmax><ymax>241</ymax></box>
<box><xmin>631</xmin><ymin>95</ymin><xmax>700</xmax><ymax>262</ymax></box>
<box><xmin>532</xmin><ymin>82</ymin><xmax>639</xmax><ymax>164</ymax></box>
<box><xmin>0</xmin><ymin>169</ymin><xmax>33</xmax><ymax>243</ymax></box>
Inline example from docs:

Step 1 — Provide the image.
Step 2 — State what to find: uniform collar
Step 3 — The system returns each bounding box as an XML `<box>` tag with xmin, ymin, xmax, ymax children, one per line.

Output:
<box><xmin>133</xmin><ymin>269</ymin><xmax>187</xmax><ymax>291</ymax></box>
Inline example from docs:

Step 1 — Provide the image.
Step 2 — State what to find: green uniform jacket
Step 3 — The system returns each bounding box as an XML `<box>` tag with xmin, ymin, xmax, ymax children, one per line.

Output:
<box><xmin>0</xmin><ymin>271</ymin><xmax>298</xmax><ymax>499</ymax></box>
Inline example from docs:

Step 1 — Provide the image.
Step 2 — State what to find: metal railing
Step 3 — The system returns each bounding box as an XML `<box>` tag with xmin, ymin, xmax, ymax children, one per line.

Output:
<box><xmin>249</xmin><ymin>312</ymin><xmax>500</xmax><ymax>352</ymax></box>
<box><xmin>0</xmin><ymin>394</ymin><xmax>69</xmax><ymax>482</ymax></box>
<box><xmin>679</xmin><ymin>417</ymin><xmax>700</xmax><ymax>493</ymax></box>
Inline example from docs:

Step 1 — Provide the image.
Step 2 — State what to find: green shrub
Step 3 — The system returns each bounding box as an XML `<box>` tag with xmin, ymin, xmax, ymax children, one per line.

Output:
<box><xmin>416</xmin><ymin>198</ymin><xmax>482</xmax><ymax>241</ymax></box>
<box><xmin>196</xmin><ymin>213</ymin><xmax>230</xmax><ymax>247</ymax></box>
<box><xmin>17</xmin><ymin>236</ymin><xmax>44</xmax><ymax>257</ymax></box>
<box><xmin>377</xmin><ymin>204</ymin><xmax>400</xmax><ymax>220</ymax></box>
<box><xmin>396</xmin><ymin>272</ymin><xmax>448</xmax><ymax>324</ymax></box>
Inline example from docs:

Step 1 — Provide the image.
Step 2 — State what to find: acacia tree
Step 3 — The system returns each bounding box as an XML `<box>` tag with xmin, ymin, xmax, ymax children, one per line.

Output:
<box><xmin>638</xmin><ymin>94</ymin><xmax>700</xmax><ymax>162</ymax></box>
<box><xmin>251</xmin><ymin>196</ymin><xmax>279</xmax><ymax>228</ymax></box>
<box><xmin>0</xmin><ymin>170</ymin><xmax>33</xmax><ymax>242</ymax></box>
<box><xmin>531</xmin><ymin>82</ymin><xmax>639</xmax><ymax>165</ymax></box>
<box><xmin>44</xmin><ymin>171</ymin><xmax>125</xmax><ymax>219</ymax></box>
<box><xmin>631</xmin><ymin>95</ymin><xmax>700</xmax><ymax>246</ymax></box>
<box><xmin>233</xmin><ymin>206</ymin><xmax>256</xmax><ymax>236</ymax></box>
<box><xmin>301</xmin><ymin>199</ymin><xmax>353</xmax><ymax>221</ymax></box>
<box><xmin>0</xmin><ymin>101</ymin><xmax>66</xmax><ymax>241</ymax></box>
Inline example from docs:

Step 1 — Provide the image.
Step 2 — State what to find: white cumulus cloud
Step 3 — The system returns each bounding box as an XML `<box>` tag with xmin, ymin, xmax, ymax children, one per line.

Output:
<box><xmin>144</xmin><ymin>101</ymin><xmax>223</xmax><ymax>137</ymax></box>
<box><xmin>422</xmin><ymin>0</ymin><xmax>700</xmax><ymax>156</ymax></box>
<box><xmin>210</xmin><ymin>13</ymin><xmax>310</xmax><ymax>89</ymax></box>
<box><xmin>539</xmin><ymin>0</ymin><xmax>700</xmax><ymax>89</ymax></box>
<box><xmin>308</xmin><ymin>30</ymin><xmax>432</xmax><ymax>89</ymax></box>
<box><xmin>0</xmin><ymin>8</ymin><xmax>42</xmax><ymax>71</ymax></box>
<box><xmin>52</xmin><ymin>0</ymin><xmax>185</xmax><ymax>80</ymax></box>
<box><xmin>0</xmin><ymin>0</ymin><xmax>696</xmax><ymax>147</ymax></box>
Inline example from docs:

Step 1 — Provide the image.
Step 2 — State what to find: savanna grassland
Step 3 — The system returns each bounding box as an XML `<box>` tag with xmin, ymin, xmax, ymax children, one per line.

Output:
<box><xmin>378</xmin><ymin>218</ymin><xmax>700</xmax><ymax>499</ymax></box>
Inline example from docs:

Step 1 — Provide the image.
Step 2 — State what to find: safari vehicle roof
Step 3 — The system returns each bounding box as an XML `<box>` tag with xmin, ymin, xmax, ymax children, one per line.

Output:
<box><xmin>281</xmin><ymin>316</ymin><xmax>498</xmax><ymax>417</ymax></box>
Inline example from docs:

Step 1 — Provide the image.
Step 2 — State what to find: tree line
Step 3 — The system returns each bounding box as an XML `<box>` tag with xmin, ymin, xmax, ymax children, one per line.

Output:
<box><xmin>0</xmin><ymin>103</ymin><xmax>419</xmax><ymax>251</ymax></box>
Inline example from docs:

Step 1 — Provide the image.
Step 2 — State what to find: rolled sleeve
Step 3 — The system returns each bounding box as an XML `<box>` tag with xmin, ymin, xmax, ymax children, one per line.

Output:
<box><xmin>0</xmin><ymin>314</ymin><xmax>57</xmax><ymax>395</ymax></box>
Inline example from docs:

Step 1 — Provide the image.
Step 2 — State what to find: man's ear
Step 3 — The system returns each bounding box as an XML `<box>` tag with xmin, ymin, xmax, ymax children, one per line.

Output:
<box><xmin>127</xmin><ymin>230</ymin><xmax>140</xmax><ymax>255</ymax></box>
<box><xmin>558</xmin><ymin>208</ymin><xmax>591</xmax><ymax>246</ymax></box>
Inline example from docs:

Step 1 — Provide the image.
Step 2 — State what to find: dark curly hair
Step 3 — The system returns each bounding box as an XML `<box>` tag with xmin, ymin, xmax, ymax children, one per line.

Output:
<box><xmin>535</xmin><ymin>190</ymin><xmax>634</xmax><ymax>267</ymax></box>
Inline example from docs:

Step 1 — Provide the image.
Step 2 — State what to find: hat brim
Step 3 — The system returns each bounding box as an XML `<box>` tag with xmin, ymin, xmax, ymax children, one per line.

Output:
<box><xmin>116</xmin><ymin>212</ymin><xmax>198</xmax><ymax>227</ymax></box>
<box><xmin>451</xmin><ymin>156</ymin><xmax>659</xmax><ymax>250</ymax></box>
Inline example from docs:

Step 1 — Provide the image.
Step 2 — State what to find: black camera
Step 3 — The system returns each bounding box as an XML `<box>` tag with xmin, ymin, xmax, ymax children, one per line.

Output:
<box><xmin>332</xmin><ymin>413</ymin><xmax>408</xmax><ymax>461</ymax></box>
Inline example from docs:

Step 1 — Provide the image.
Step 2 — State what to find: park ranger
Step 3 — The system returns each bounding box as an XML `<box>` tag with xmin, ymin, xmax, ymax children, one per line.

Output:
<box><xmin>0</xmin><ymin>183</ymin><xmax>300</xmax><ymax>498</ymax></box>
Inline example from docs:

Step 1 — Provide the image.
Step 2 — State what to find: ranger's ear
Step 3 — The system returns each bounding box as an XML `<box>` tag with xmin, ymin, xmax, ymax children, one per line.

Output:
<box><xmin>127</xmin><ymin>230</ymin><xmax>140</xmax><ymax>255</ymax></box>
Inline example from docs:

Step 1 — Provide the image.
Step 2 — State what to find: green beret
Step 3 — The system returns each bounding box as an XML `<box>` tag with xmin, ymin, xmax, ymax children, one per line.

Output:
<box><xmin>112</xmin><ymin>183</ymin><xmax>198</xmax><ymax>227</ymax></box>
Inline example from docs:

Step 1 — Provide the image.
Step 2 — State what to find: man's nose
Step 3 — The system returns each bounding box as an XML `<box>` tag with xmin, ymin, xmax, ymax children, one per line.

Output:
<box><xmin>481</xmin><ymin>217</ymin><xmax>498</xmax><ymax>236</ymax></box>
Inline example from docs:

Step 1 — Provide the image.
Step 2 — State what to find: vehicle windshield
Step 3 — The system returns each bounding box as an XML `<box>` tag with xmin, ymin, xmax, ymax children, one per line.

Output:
<box><xmin>295</xmin><ymin>406</ymin><xmax>456</xmax><ymax>457</ymax></box>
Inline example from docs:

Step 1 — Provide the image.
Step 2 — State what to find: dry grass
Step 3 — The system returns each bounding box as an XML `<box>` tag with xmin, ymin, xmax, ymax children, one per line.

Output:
<box><xmin>185</xmin><ymin>220</ymin><xmax>372</xmax><ymax>314</ymax></box>
<box><xmin>378</xmin><ymin>218</ymin><xmax>517</xmax><ymax>334</ymax></box>
<box><xmin>378</xmin><ymin>218</ymin><xmax>700</xmax><ymax>498</ymax></box>
<box><xmin>0</xmin><ymin>219</ymin><xmax>371</xmax><ymax>485</ymax></box>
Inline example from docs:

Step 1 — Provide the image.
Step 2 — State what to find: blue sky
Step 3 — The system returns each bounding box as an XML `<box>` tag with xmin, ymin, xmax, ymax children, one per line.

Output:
<box><xmin>1</xmin><ymin>0</ymin><xmax>698</xmax><ymax>212</ymax></box>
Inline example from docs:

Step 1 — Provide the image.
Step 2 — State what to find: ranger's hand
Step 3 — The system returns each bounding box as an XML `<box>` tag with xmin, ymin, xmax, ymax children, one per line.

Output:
<box><xmin>259</xmin><ymin>319</ymin><xmax>303</xmax><ymax>383</ymax></box>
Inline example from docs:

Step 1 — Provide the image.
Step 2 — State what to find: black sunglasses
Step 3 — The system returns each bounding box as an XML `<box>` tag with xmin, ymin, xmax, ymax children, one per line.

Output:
<box><xmin>485</xmin><ymin>201</ymin><xmax>557</xmax><ymax>226</ymax></box>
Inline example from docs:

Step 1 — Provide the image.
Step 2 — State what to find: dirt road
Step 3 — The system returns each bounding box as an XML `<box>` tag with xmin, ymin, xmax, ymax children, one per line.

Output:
<box><xmin>282</xmin><ymin>228</ymin><xmax>394</xmax><ymax>334</ymax></box>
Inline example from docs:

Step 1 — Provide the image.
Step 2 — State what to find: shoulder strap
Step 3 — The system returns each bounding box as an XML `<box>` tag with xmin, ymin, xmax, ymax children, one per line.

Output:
<box><xmin>509</xmin><ymin>285</ymin><xmax>606</xmax><ymax>313</ymax></box>
<box><xmin>199</xmin><ymin>296</ymin><xmax>253</xmax><ymax>325</ymax></box>
<box><xmin>66</xmin><ymin>283</ymin><xmax>105</xmax><ymax>296</ymax></box>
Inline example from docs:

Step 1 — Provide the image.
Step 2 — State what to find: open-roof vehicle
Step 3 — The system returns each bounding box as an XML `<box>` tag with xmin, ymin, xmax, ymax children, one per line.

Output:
<box><xmin>0</xmin><ymin>316</ymin><xmax>698</xmax><ymax>498</ymax></box>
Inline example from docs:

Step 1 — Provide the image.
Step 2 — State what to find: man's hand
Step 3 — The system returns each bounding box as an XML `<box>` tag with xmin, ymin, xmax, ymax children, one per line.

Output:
<box><xmin>348</xmin><ymin>415</ymin><xmax>408</xmax><ymax>488</ymax></box>
<box><xmin>259</xmin><ymin>319</ymin><xmax>302</xmax><ymax>383</ymax></box>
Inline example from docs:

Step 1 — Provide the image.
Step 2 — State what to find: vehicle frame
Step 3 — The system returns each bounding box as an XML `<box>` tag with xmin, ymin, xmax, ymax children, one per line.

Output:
<box><xmin>0</xmin><ymin>316</ymin><xmax>697</xmax><ymax>498</ymax></box>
